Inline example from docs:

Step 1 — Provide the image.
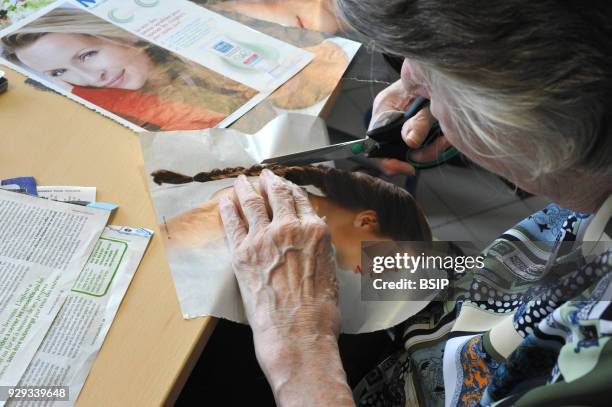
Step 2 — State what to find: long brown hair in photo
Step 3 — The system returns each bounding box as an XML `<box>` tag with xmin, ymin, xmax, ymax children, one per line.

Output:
<box><xmin>152</xmin><ymin>165</ymin><xmax>432</xmax><ymax>242</ymax></box>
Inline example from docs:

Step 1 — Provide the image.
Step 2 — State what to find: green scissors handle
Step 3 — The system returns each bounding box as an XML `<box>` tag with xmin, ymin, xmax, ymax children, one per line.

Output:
<box><xmin>366</xmin><ymin>96</ymin><xmax>459</xmax><ymax>169</ymax></box>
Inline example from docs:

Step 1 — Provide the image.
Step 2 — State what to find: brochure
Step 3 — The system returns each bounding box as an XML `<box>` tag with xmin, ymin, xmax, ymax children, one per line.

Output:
<box><xmin>5</xmin><ymin>226</ymin><xmax>152</xmax><ymax>406</ymax></box>
<box><xmin>0</xmin><ymin>189</ymin><xmax>108</xmax><ymax>403</ymax></box>
<box><xmin>0</xmin><ymin>0</ymin><xmax>313</xmax><ymax>131</ymax></box>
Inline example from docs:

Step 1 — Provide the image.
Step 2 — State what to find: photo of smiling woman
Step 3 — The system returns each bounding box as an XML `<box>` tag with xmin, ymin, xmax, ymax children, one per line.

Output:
<box><xmin>0</xmin><ymin>6</ymin><xmax>258</xmax><ymax>131</ymax></box>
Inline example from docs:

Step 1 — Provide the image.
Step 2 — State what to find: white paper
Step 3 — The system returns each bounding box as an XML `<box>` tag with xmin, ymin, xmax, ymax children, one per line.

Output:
<box><xmin>0</xmin><ymin>190</ymin><xmax>109</xmax><ymax>401</ymax></box>
<box><xmin>36</xmin><ymin>187</ymin><xmax>96</xmax><ymax>203</ymax></box>
<box><xmin>140</xmin><ymin>116</ymin><xmax>430</xmax><ymax>333</ymax></box>
<box><xmin>0</xmin><ymin>0</ymin><xmax>313</xmax><ymax>131</ymax></box>
<box><xmin>6</xmin><ymin>226</ymin><xmax>152</xmax><ymax>406</ymax></box>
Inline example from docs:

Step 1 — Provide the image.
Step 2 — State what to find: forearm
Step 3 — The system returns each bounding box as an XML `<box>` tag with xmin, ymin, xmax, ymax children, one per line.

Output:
<box><xmin>221</xmin><ymin>172</ymin><xmax>352</xmax><ymax>405</ymax></box>
<box><xmin>256</xmin><ymin>333</ymin><xmax>355</xmax><ymax>407</ymax></box>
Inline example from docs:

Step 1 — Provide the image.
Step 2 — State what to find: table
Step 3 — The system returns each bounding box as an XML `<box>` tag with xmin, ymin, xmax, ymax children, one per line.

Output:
<box><xmin>0</xmin><ymin>68</ymin><xmax>339</xmax><ymax>406</ymax></box>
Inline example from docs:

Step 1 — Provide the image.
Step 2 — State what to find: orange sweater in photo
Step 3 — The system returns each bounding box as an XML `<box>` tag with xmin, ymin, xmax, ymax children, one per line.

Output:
<box><xmin>72</xmin><ymin>87</ymin><xmax>226</xmax><ymax>130</ymax></box>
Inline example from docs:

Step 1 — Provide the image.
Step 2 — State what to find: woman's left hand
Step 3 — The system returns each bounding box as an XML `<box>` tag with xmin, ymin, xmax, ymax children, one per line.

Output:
<box><xmin>219</xmin><ymin>169</ymin><xmax>353</xmax><ymax>406</ymax></box>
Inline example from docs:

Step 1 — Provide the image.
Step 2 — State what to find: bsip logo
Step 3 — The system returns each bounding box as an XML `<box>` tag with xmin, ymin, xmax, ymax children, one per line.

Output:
<box><xmin>76</xmin><ymin>0</ymin><xmax>160</xmax><ymax>23</ymax></box>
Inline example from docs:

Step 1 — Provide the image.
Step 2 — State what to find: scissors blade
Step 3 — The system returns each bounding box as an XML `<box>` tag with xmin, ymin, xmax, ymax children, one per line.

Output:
<box><xmin>261</xmin><ymin>138</ymin><xmax>376</xmax><ymax>166</ymax></box>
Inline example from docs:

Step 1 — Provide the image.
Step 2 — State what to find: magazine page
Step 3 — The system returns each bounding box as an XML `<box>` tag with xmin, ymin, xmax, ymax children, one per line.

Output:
<box><xmin>0</xmin><ymin>0</ymin><xmax>313</xmax><ymax>131</ymax></box>
<box><xmin>139</xmin><ymin>120</ymin><xmax>431</xmax><ymax>334</ymax></box>
<box><xmin>0</xmin><ymin>190</ymin><xmax>109</xmax><ymax>404</ymax></box>
<box><xmin>197</xmin><ymin>2</ymin><xmax>361</xmax><ymax>134</ymax></box>
<box><xmin>5</xmin><ymin>226</ymin><xmax>152</xmax><ymax>407</ymax></box>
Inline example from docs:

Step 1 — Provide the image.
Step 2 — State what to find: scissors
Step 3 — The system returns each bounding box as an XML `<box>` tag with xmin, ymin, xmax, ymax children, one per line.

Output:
<box><xmin>262</xmin><ymin>96</ymin><xmax>458</xmax><ymax>169</ymax></box>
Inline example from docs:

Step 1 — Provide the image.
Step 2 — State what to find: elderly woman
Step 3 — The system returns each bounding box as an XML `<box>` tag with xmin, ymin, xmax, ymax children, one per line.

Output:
<box><xmin>219</xmin><ymin>1</ymin><xmax>612</xmax><ymax>406</ymax></box>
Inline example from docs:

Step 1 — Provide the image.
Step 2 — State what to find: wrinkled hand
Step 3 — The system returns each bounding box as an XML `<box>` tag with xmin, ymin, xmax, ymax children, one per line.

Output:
<box><xmin>219</xmin><ymin>169</ymin><xmax>340</xmax><ymax>347</ymax></box>
<box><xmin>219</xmin><ymin>169</ymin><xmax>353</xmax><ymax>406</ymax></box>
<box><xmin>369</xmin><ymin>79</ymin><xmax>450</xmax><ymax>176</ymax></box>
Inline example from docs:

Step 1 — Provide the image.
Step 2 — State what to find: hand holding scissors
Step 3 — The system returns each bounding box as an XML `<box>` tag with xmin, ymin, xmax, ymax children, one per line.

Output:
<box><xmin>262</xmin><ymin>96</ymin><xmax>458</xmax><ymax>168</ymax></box>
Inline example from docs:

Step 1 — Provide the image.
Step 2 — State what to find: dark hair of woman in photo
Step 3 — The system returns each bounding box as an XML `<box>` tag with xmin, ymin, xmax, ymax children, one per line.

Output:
<box><xmin>153</xmin><ymin>165</ymin><xmax>432</xmax><ymax>243</ymax></box>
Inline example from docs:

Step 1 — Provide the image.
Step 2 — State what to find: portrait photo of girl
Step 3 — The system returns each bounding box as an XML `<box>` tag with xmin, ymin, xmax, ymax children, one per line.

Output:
<box><xmin>138</xmin><ymin>120</ymin><xmax>438</xmax><ymax>332</ymax></box>
<box><xmin>1</xmin><ymin>5</ymin><xmax>258</xmax><ymax>131</ymax></box>
<box><xmin>149</xmin><ymin>163</ymin><xmax>433</xmax><ymax>332</ymax></box>
<box><xmin>152</xmin><ymin>165</ymin><xmax>431</xmax><ymax>271</ymax></box>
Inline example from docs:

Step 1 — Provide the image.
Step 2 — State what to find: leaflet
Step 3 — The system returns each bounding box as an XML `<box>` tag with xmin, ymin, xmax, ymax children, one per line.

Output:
<box><xmin>0</xmin><ymin>190</ymin><xmax>109</xmax><ymax>402</ymax></box>
<box><xmin>6</xmin><ymin>226</ymin><xmax>152</xmax><ymax>406</ymax></box>
<box><xmin>36</xmin><ymin>187</ymin><xmax>96</xmax><ymax>203</ymax></box>
<box><xmin>0</xmin><ymin>0</ymin><xmax>313</xmax><ymax>131</ymax></box>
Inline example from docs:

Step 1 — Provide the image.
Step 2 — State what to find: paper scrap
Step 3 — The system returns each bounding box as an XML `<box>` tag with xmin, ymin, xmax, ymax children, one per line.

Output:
<box><xmin>1</xmin><ymin>177</ymin><xmax>37</xmax><ymax>196</ymax></box>
<box><xmin>207</xmin><ymin>7</ymin><xmax>362</xmax><ymax>134</ymax></box>
<box><xmin>0</xmin><ymin>185</ymin><xmax>22</xmax><ymax>192</ymax></box>
<box><xmin>86</xmin><ymin>202</ymin><xmax>118</xmax><ymax>212</ymax></box>
<box><xmin>140</xmin><ymin>115</ymin><xmax>430</xmax><ymax>333</ymax></box>
<box><xmin>0</xmin><ymin>190</ymin><xmax>109</xmax><ymax>403</ymax></box>
<box><xmin>5</xmin><ymin>226</ymin><xmax>152</xmax><ymax>406</ymax></box>
<box><xmin>37</xmin><ymin>186</ymin><xmax>96</xmax><ymax>203</ymax></box>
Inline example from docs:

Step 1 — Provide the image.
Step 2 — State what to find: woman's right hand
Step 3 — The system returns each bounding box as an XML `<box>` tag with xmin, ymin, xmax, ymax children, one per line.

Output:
<box><xmin>369</xmin><ymin>79</ymin><xmax>445</xmax><ymax>176</ymax></box>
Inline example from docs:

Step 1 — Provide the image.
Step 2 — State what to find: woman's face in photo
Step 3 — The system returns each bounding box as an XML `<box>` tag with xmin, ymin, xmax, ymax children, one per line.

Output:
<box><xmin>163</xmin><ymin>180</ymin><xmax>393</xmax><ymax>273</ymax></box>
<box><xmin>15</xmin><ymin>33</ymin><xmax>151</xmax><ymax>89</ymax></box>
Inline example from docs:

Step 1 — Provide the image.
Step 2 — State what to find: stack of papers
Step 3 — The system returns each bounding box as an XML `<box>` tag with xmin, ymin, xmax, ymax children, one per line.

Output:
<box><xmin>0</xmin><ymin>177</ymin><xmax>152</xmax><ymax>406</ymax></box>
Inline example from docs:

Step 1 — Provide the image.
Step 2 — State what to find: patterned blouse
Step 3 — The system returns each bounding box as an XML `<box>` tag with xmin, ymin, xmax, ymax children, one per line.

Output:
<box><xmin>355</xmin><ymin>195</ymin><xmax>612</xmax><ymax>406</ymax></box>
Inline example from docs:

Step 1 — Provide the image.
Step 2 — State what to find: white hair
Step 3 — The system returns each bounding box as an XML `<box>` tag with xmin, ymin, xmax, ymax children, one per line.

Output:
<box><xmin>337</xmin><ymin>0</ymin><xmax>612</xmax><ymax>183</ymax></box>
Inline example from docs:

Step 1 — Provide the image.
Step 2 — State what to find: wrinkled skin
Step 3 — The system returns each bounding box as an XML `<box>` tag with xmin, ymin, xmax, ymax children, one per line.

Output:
<box><xmin>368</xmin><ymin>78</ymin><xmax>451</xmax><ymax>176</ymax></box>
<box><xmin>218</xmin><ymin>58</ymin><xmax>451</xmax><ymax>406</ymax></box>
<box><xmin>220</xmin><ymin>169</ymin><xmax>353</xmax><ymax>406</ymax></box>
